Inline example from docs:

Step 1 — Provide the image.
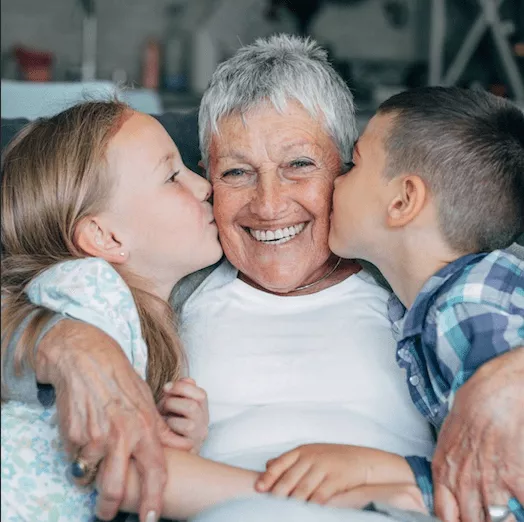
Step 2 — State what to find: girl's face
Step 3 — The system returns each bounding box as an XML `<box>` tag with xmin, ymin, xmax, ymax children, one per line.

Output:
<box><xmin>103</xmin><ymin>111</ymin><xmax>222</xmax><ymax>297</ymax></box>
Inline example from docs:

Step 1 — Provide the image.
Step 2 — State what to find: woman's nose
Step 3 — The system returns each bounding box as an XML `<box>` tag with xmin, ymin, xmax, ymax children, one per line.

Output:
<box><xmin>249</xmin><ymin>174</ymin><xmax>289</xmax><ymax>219</ymax></box>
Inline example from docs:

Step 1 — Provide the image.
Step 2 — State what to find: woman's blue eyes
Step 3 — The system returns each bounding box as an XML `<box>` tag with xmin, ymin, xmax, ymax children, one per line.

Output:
<box><xmin>167</xmin><ymin>171</ymin><xmax>180</xmax><ymax>183</ymax></box>
<box><xmin>222</xmin><ymin>160</ymin><xmax>314</xmax><ymax>177</ymax></box>
<box><xmin>222</xmin><ymin>169</ymin><xmax>245</xmax><ymax>178</ymax></box>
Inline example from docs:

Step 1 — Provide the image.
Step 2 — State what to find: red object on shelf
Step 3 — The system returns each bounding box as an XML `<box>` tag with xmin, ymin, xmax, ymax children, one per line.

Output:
<box><xmin>142</xmin><ymin>39</ymin><xmax>160</xmax><ymax>90</ymax></box>
<box><xmin>14</xmin><ymin>46</ymin><xmax>54</xmax><ymax>82</ymax></box>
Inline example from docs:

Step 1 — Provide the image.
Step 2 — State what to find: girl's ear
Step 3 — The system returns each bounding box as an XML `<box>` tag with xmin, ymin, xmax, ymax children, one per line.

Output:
<box><xmin>75</xmin><ymin>217</ymin><xmax>128</xmax><ymax>264</ymax></box>
<box><xmin>386</xmin><ymin>174</ymin><xmax>427</xmax><ymax>228</ymax></box>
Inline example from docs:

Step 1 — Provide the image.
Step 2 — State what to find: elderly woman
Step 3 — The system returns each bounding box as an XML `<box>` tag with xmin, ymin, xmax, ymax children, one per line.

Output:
<box><xmin>2</xmin><ymin>35</ymin><xmax>523</xmax><ymax>522</ymax></box>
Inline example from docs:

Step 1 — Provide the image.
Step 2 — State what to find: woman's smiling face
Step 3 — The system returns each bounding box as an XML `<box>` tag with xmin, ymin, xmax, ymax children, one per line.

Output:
<box><xmin>208</xmin><ymin>101</ymin><xmax>343</xmax><ymax>294</ymax></box>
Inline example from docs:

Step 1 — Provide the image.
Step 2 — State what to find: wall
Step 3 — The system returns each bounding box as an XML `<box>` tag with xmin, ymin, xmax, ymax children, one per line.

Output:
<box><xmin>0</xmin><ymin>0</ymin><xmax>200</xmax><ymax>82</ymax></box>
<box><xmin>1</xmin><ymin>0</ymin><xmax>428</xmax><ymax>84</ymax></box>
<box><xmin>312</xmin><ymin>0</ymin><xmax>428</xmax><ymax>62</ymax></box>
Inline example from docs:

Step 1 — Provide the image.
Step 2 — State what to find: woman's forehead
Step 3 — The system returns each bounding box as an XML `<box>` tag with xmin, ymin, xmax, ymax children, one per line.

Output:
<box><xmin>211</xmin><ymin>105</ymin><xmax>336</xmax><ymax>159</ymax></box>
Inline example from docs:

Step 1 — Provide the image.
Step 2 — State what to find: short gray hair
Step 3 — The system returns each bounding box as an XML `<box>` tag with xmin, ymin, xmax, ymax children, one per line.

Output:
<box><xmin>198</xmin><ymin>34</ymin><xmax>357</xmax><ymax>168</ymax></box>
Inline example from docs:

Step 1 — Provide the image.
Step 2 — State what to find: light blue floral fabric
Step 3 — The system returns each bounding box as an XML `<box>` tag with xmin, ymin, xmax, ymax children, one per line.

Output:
<box><xmin>1</xmin><ymin>258</ymin><xmax>147</xmax><ymax>521</ymax></box>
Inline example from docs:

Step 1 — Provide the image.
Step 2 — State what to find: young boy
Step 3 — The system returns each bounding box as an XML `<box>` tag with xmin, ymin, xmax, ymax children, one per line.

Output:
<box><xmin>255</xmin><ymin>87</ymin><xmax>524</xmax><ymax>517</ymax></box>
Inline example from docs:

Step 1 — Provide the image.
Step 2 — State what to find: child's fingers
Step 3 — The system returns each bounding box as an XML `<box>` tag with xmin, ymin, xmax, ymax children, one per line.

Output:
<box><xmin>156</xmin><ymin>395</ymin><xmax>168</xmax><ymax>415</ymax></box>
<box><xmin>270</xmin><ymin>459</ymin><xmax>313</xmax><ymax>497</ymax></box>
<box><xmin>256</xmin><ymin>452</ymin><xmax>300</xmax><ymax>492</ymax></box>
<box><xmin>163</xmin><ymin>397</ymin><xmax>201</xmax><ymax>419</ymax></box>
<box><xmin>165</xmin><ymin>416</ymin><xmax>197</xmax><ymax>441</ymax></box>
<box><xmin>309</xmin><ymin>477</ymin><xmax>344</xmax><ymax>505</ymax></box>
<box><xmin>289</xmin><ymin>467</ymin><xmax>327</xmax><ymax>501</ymax></box>
<box><xmin>168</xmin><ymin>380</ymin><xmax>207</xmax><ymax>403</ymax></box>
<box><xmin>160</xmin><ymin>429</ymin><xmax>194</xmax><ymax>452</ymax></box>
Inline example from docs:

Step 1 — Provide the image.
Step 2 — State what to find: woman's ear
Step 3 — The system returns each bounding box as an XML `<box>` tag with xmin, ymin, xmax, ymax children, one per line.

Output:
<box><xmin>386</xmin><ymin>175</ymin><xmax>427</xmax><ymax>228</ymax></box>
<box><xmin>75</xmin><ymin>217</ymin><xmax>128</xmax><ymax>264</ymax></box>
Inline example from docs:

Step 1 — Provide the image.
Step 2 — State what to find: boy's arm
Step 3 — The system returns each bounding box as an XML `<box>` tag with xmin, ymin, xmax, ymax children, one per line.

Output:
<box><xmin>432</xmin><ymin>347</ymin><xmax>524</xmax><ymax>522</ymax></box>
<box><xmin>432</xmin><ymin>301</ymin><xmax>524</xmax><ymax>519</ymax></box>
<box><xmin>435</xmin><ymin>301</ymin><xmax>523</xmax><ymax>401</ymax></box>
<box><xmin>404</xmin><ymin>456</ymin><xmax>434</xmax><ymax>513</ymax></box>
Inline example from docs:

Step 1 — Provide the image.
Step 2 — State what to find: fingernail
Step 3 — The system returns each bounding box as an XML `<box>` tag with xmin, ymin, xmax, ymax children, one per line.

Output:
<box><xmin>145</xmin><ymin>511</ymin><xmax>157</xmax><ymax>522</ymax></box>
<box><xmin>163</xmin><ymin>382</ymin><xmax>173</xmax><ymax>391</ymax></box>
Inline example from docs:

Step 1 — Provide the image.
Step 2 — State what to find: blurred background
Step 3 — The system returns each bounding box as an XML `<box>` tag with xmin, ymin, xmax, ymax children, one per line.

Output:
<box><xmin>1</xmin><ymin>0</ymin><xmax>523</xmax><ymax>128</ymax></box>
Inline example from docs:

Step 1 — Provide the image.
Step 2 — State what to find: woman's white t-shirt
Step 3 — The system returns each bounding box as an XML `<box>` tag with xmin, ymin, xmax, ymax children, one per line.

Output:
<box><xmin>180</xmin><ymin>261</ymin><xmax>435</xmax><ymax>470</ymax></box>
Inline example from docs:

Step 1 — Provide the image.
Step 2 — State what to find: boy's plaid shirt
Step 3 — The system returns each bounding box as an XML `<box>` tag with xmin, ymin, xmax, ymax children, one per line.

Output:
<box><xmin>387</xmin><ymin>249</ymin><xmax>524</xmax><ymax>517</ymax></box>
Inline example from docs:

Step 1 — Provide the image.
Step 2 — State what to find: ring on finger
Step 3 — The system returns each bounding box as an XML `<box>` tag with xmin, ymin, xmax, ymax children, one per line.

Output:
<box><xmin>488</xmin><ymin>505</ymin><xmax>511</xmax><ymax>522</ymax></box>
<box><xmin>70</xmin><ymin>456</ymin><xmax>100</xmax><ymax>485</ymax></box>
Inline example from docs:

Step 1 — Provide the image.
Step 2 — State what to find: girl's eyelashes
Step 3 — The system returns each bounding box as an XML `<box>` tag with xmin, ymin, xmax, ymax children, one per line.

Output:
<box><xmin>166</xmin><ymin>170</ymin><xmax>180</xmax><ymax>183</ymax></box>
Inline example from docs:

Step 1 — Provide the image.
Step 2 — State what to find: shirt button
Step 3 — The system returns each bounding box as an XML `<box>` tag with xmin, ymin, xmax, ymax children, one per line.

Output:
<box><xmin>409</xmin><ymin>375</ymin><xmax>420</xmax><ymax>386</ymax></box>
<box><xmin>398</xmin><ymin>348</ymin><xmax>410</xmax><ymax>361</ymax></box>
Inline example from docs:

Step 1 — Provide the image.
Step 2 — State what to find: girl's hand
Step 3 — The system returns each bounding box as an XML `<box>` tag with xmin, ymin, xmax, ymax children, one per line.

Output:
<box><xmin>157</xmin><ymin>378</ymin><xmax>209</xmax><ymax>454</ymax></box>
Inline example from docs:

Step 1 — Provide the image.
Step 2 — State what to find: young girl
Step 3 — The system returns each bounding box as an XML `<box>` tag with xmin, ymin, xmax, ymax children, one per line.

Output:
<box><xmin>1</xmin><ymin>101</ymin><xmax>259</xmax><ymax>522</ymax></box>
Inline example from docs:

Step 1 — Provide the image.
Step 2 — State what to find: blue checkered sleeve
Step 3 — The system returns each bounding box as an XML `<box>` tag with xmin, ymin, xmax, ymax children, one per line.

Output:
<box><xmin>435</xmin><ymin>301</ymin><xmax>524</xmax><ymax>401</ymax></box>
<box><xmin>405</xmin><ymin>456</ymin><xmax>434</xmax><ymax>513</ymax></box>
<box><xmin>433</xmin><ymin>300</ymin><xmax>524</xmax><ymax>516</ymax></box>
<box><xmin>405</xmin><ymin>456</ymin><xmax>524</xmax><ymax>520</ymax></box>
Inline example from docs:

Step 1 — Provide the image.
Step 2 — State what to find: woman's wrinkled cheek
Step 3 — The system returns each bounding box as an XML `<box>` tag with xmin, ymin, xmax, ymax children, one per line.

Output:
<box><xmin>212</xmin><ymin>188</ymin><xmax>249</xmax><ymax>268</ymax></box>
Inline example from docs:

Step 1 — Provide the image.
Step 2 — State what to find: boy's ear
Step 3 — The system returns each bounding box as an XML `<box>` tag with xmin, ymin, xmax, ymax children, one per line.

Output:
<box><xmin>75</xmin><ymin>217</ymin><xmax>128</xmax><ymax>264</ymax></box>
<box><xmin>386</xmin><ymin>174</ymin><xmax>427</xmax><ymax>228</ymax></box>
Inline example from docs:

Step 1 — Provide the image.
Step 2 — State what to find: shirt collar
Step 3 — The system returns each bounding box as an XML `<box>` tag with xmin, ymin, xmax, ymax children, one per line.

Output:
<box><xmin>388</xmin><ymin>253</ymin><xmax>487</xmax><ymax>342</ymax></box>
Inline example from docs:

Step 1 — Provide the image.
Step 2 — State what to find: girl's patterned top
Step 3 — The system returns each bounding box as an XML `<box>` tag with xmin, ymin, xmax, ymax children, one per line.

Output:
<box><xmin>2</xmin><ymin>259</ymin><xmax>147</xmax><ymax>521</ymax></box>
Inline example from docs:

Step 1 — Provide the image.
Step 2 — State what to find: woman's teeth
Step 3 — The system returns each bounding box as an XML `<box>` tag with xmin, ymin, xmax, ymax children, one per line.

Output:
<box><xmin>248</xmin><ymin>223</ymin><xmax>306</xmax><ymax>244</ymax></box>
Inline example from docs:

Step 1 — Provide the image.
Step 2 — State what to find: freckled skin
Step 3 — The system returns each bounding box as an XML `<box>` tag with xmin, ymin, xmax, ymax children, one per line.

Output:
<box><xmin>209</xmin><ymin>102</ymin><xmax>344</xmax><ymax>294</ymax></box>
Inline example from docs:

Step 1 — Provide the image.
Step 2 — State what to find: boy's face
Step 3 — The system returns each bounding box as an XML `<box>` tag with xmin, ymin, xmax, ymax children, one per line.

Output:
<box><xmin>329</xmin><ymin>114</ymin><xmax>393</xmax><ymax>260</ymax></box>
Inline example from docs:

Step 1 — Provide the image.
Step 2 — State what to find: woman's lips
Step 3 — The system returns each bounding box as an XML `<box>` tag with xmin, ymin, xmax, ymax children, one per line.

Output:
<box><xmin>245</xmin><ymin>222</ymin><xmax>307</xmax><ymax>245</ymax></box>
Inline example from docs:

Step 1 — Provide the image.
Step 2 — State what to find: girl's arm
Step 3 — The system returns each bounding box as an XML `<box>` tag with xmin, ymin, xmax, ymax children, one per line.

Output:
<box><xmin>115</xmin><ymin>447</ymin><xmax>260</xmax><ymax>520</ymax></box>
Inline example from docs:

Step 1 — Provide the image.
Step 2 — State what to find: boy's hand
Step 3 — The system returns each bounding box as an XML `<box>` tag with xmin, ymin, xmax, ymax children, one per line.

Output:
<box><xmin>328</xmin><ymin>483</ymin><xmax>428</xmax><ymax>513</ymax></box>
<box><xmin>255</xmin><ymin>444</ymin><xmax>370</xmax><ymax>503</ymax></box>
<box><xmin>157</xmin><ymin>377</ymin><xmax>209</xmax><ymax>454</ymax></box>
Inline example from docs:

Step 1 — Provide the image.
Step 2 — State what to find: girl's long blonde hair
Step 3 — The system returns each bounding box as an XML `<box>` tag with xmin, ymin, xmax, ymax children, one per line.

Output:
<box><xmin>1</xmin><ymin>101</ymin><xmax>184</xmax><ymax>402</ymax></box>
